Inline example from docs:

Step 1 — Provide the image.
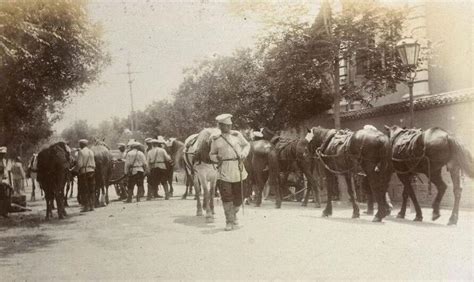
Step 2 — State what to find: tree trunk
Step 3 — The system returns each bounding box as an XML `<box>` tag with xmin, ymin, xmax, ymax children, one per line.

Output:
<box><xmin>333</xmin><ymin>57</ymin><xmax>341</xmax><ymax>130</ymax></box>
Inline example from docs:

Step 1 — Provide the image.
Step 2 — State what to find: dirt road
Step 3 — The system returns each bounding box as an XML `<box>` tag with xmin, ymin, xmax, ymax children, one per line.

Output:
<box><xmin>1</xmin><ymin>183</ymin><xmax>473</xmax><ymax>280</ymax></box>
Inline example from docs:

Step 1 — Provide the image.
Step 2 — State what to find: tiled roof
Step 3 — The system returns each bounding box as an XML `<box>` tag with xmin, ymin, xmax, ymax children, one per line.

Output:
<box><xmin>340</xmin><ymin>88</ymin><xmax>474</xmax><ymax>120</ymax></box>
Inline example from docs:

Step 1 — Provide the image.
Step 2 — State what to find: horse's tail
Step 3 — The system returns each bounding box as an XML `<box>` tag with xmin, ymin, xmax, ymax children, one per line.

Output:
<box><xmin>448</xmin><ymin>136</ymin><xmax>474</xmax><ymax>178</ymax></box>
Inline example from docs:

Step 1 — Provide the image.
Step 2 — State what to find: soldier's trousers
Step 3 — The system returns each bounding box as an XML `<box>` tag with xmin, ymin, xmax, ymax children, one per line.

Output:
<box><xmin>78</xmin><ymin>172</ymin><xmax>95</xmax><ymax>207</ymax></box>
<box><xmin>128</xmin><ymin>172</ymin><xmax>144</xmax><ymax>198</ymax></box>
<box><xmin>218</xmin><ymin>180</ymin><xmax>243</xmax><ymax>207</ymax></box>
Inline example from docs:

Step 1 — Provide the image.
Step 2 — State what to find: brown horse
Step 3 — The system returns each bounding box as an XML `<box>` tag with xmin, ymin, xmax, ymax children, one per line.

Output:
<box><xmin>244</xmin><ymin>139</ymin><xmax>271</xmax><ymax>207</ymax></box>
<box><xmin>36</xmin><ymin>142</ymin><xmax>71</xmax><ymax>220</ymax></box>
<box><xmin>164</xmin><ymin>138</ymin><xmax>185</xmax><ymax>197</ymax></box>
<box><xmin>386</xmin><ymin>125</ymin><xmax>474</xmax><ymax>225</ymax></box>
<box><xmin>308</xmin><ymin>125</ymin><xmax>392</xmax><ymax>222</ymax></box>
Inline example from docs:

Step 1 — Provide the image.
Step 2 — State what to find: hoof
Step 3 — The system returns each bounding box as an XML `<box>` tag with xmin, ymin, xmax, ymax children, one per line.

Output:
<box><xmin>275</xmin><ymin>203</ymin><xmax>281</xmax><ymax>209</ymax></box>
<box><xmin>352</xmin><ymin>213</ymin><xmax>360</xmax><ymax>219</ymax></box>
<box><xmin>447</xmin><ymin>216</ymin><xmax>458</xmax><ymax>226</ymax></box>
<box><xmin>196</xmin><ymin>210</ymin><xmax>203</xmax><ymax>216</ymax></box>
<box><xmin>301</xmin><ymin>202</ymin><xmax>307</xmax><ymax>207</ymax></box>
<box><xmin>413</xmin><ymin>216</ymin><xmax>423</xmax><ymax>222</ymax></box>
<box><xmin>397</xmin><ymin>213</ymin><xmax>405</xmax><ymax>219</ymax></box>
<box><xmin>364</xmin><ymin>210</ymin><xmax>374</xmax><ymax>216</ymax></box>
<box><xmin>372</xmin><ymin>216</ymin><xmax>382</xmax><ymax>222</ymax></box>
<box><xmin>322</xmin><ymin>210</ymin><xmax>331</xmax><ymax>217</ymax></box>
<box><xmin>432</xmin><ymin>212</ymin><xmax>441</xmax><ymax>221</ymax></box>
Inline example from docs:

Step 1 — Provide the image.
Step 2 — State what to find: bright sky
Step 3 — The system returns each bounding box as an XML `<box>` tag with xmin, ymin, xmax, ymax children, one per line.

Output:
<box><xmin>53</xmin><ymin>0</ymin><xmax>320</xmax><ymax>133</ymax></box>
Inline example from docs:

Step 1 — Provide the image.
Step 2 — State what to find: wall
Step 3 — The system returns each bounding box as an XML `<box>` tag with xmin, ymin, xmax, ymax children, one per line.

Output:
<box><xmin>286</xmin><ymin>100</ymin><xmax>474</xmax><ymax>208</ymax></box>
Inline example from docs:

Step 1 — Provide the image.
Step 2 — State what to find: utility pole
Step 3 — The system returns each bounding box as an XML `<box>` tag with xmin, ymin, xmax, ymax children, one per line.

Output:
<box><xmin>117</xmin><ymin>55</ymin><xmax>142</xmax><ymax>132</ymax></box>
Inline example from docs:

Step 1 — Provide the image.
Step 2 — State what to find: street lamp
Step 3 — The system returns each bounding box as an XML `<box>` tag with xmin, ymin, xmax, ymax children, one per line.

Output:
<box><xmin>396</xmin><ymin>38</ymin><xmax>420</xmax><ymax>128</ymax></box>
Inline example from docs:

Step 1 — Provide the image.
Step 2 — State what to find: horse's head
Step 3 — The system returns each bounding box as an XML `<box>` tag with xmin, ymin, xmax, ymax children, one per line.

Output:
<box><xmin>384</xmin><ymin>125</ymin><xmax>404</xmax><ymax>144</ymax></box>
<box><xmin>307</xmin><ymin>126</ymin><xmax>330</xmax><ymax>153</ymax></box>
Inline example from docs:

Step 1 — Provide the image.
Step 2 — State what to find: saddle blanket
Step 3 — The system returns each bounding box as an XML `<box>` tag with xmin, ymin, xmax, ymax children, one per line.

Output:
<box><xmin>275</xmin><ymin>138</ymin><xmax>298</xmax><ymax>161</ymax></box>
<box><xmin>392</xmin><ymin>129</ymin><xmax>424</xmax><ymax>159</ymax></box>
<box><xmin>324</xmin><ymin>130</ymin><xmax>353</xmax><ymax>156</ymax></box>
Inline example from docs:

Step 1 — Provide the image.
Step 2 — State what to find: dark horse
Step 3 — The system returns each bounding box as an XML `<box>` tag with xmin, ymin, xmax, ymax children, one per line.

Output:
<box><xmin>164</xmin><ymin>138</ymin><xmax>185</xmax><ymax>197</ymax></box>
<box><xmin>256</xmin><ymin>130</ymin><xmax>321</xmax><ymax>209</ymax></box>
<box><xmin>244</xmin><ymin>139</ymin><xmax>271</xmax><ymax>206</ymax></box>
<box><xmin>308</xmin><ymin>125</ymin><xmax>392</xmax><ymax>222</ymax></box>
<box><xmin>386</xmin><ymin>125</ymin><xmax>474</xmax><ymax>225</ymax></box>
<box><xmin>91</xmin><ymin>140</ymin><xmax>112</xmax><ymax>207</ymax></box>
<box><xmin>37</xmin><ymin>142</ymin><xmax>71</xmax><ymax>220</ymax></box>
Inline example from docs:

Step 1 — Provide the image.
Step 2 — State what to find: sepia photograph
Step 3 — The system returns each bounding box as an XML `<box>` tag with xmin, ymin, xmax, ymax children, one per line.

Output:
<box><xmin>0</xmin><ymin>0</ymin><xmax>473</xmax><ymax>280</ymax></box>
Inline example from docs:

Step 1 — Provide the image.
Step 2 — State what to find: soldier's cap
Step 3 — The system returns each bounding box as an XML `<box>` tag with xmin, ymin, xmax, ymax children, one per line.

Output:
<box><xmin>79</xmin><ymin>139</ymin><xmax>89</xmax><ymax>145</ymax></box>
<box><xmin>131</xmin><ymin>141</ymin><xmax>142</xmax><ymax>148</ymax></box>
<box><xmin>150</xmin><ymin>139</ymin><xmax>160</xmax><ymax>144</ymax></box>
<box><xmin>127</xmin><ymin>139</ymin><xmax>136</xmax><ymax>146</ymax></box>
<box><xmin>117</xmin><ymin>143</ymin><xmax>126</xmax><ymax>148</ymax></box>
<box><xmin>156</xmin><ymin>136</ymin><xmax>166</xmax><ymax>143</ymax></box>
<box><xmin>215</xmin><ymin>113</ymin><xmax>233</xmax><ymax>125</ymax></box>
<box><xmin>0</xmin><ymin>146</ymin><xmax>6</xmax><ymax>153</ymax></box>
<box><xmin>144</xmin><ymin>138</ymin><xmax>152</xmax><ymax>143</ymax></box>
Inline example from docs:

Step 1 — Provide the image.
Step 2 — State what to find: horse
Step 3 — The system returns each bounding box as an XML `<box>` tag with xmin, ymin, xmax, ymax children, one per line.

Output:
<box><xmin>64</xmin><ymin>148</ymin><xmax>79</xmax><ymax>207</ymax></box>
<box><xmin>385</xmin><ymin>125</ymin><xmax>474</xmax><ymax>225</ymax></box>
<box><xmin>308</xmin><ymin>125</ymin><xmax>392</xmax><ymax>222</ymax></box>
<box><xmin>164</xmin><ymin>138</ymin><xmax>185</xmax><ymax>197</ymax></box>
<box><xmin>91</xmin><ymin>140</ymin><xmax>112</xmax><ymax>207</ymax></box>
<box><xmin>36</xmin><ymin>141</ymin><xmax>71</xmax><ymax>220</ymax></box>
<box><xmin>244</xmin><ymin>139</ymin><xmax>271</xmax><ymax>207</ymax></box>
<box><xmin>183</xmin><ymin>128</ymin><xmax>219</xmax><ymax>222</ymax></box>
<box><xmin>258</xmin><ymin>130</ymin><xmax>321</xmax><ymax>209</ymax></box>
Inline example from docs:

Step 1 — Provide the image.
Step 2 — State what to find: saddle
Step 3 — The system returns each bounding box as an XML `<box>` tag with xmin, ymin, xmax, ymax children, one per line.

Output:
<box><xmin>320</xmin><ymin>129</ymin><xmax>353</xmax><ymax>156</ymax></box>
<box><xmin>392</xmin><ymin>129</ymin><xmax>424</xmax><ymax>160</ymax></box>
<box><xmin>274</xmin><ymin>138</ymin><xmax>298</xmax><ymax>161</ymax></box>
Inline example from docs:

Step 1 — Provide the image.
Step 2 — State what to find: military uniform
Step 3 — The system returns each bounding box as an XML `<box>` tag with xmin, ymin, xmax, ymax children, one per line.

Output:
<box><xmin>124</xmin><ymin>144</ymin><xmax>148</xmax><ymax>203</ymax></box>
<box><xmin>210</xmin><ymin>114</ymin><xmax>250</xmax><ymax>230</ymax></box>
<box><xmin>146</xmin><ymin>139</ymin><xmax>171</xmax><ymax>199</ymax></box>
<box><xmin>77</xmin><ymin>140</ymin><xmax>96</xmax><ymax>211</ymax></box>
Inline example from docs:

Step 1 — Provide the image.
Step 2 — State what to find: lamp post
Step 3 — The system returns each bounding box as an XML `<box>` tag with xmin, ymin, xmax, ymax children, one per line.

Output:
<box><xmin>396</xmin><ymin>38</ymin><xmax>420</xmax><ymax>128</ymax></box>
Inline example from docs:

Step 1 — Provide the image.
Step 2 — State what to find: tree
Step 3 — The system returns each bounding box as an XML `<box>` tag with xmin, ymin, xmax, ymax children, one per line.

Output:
<box><xmin>0</xmin><ymin>0</ymin><xmax>109</xmax><ymax>155</ymax></box>
<box><xmin>309</xmin><ymin>0</ymin><xmax>409</xmax><ymax>128</ymax></box>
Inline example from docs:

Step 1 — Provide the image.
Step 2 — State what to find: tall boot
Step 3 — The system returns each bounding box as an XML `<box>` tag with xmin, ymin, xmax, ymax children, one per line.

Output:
<box><xmin>136</xmin><ymin>186</ymin><xmax>142</xmax><ymax>202</ymax></box>
<box><xmin>163</xmin><ymin>183</ymin><xmax>170</xmax><ymax>200</ymax></box>
<box><xmin>126</xmin><ymin>188</ymin><xmax>133</xmax><ymax>203</ymax></box>
<box><xmin>223</xmin><ymin>202</ymin><xmax>234</xmax><ymax>231</ymax></box>
<box><xmin>89</xmin><ymin>196</ymin><xmax>94</xmax><ymax>211</ymax></box>
<box><xmin>233</xmin><ymin>205</ymin><xmax>240</xmax><ymax>226</ymax></box>
<box><xmin>146</xmin><ymin>184</ymin><xmax>153</xmax><ymax>201</ymax></box>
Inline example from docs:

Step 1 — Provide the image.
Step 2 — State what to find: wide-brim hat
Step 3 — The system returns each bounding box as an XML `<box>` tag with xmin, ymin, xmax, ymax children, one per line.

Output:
<box><xmin>156</xmin><ymin>136</ymin><xmax>166</xmax><ymax>143</ymax></box>
<box><xmin>215</xmin><ymin>113</ymin><xmax>233</xmax><ymax>125</ymax></box>
<box><xmin>144</xmin><ymin>138</ymin><xmax>152</xmax><ymax>143</ymax></box>
<box><xmin>79</xmin><ymin>139</ymin><xmax>89</xmax><ymax>145</ymax></box>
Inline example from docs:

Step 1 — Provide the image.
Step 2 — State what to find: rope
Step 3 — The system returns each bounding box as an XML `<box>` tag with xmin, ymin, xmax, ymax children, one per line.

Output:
<box><xmin>282</xmin><ymin>187</ymin><xmax>307</xmax><ymax>200</ymax></box>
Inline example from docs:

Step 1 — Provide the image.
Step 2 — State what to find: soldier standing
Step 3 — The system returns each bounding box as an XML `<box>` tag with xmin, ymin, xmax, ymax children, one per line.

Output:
<box><xmin>209</xmin><ymin>114</ymin><xmax>250</xmax><ymax>231</ymax></box>
<box><xmin>124</xmin><ymin>142</ymin><xmax>148</xmax><ymax>203</ymax></box>
<box><xmin>77</xmin><ymin>139</ymin><xmax>96</xmax><ymax>212</ymax></box>
<box><xmin>146</xmin><ymin>138</ymin><xmax>172</xmax><ymax>200</ymax></box>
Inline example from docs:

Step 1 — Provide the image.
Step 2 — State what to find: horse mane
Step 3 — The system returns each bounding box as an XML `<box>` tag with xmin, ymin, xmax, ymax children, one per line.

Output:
<box><xmin>195</xmin><ymin>128</ymin><xmax>220</xmax><ymax>164</ymax></box>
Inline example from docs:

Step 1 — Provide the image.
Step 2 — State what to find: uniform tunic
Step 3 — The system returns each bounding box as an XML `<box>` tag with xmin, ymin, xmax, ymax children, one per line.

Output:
<box><xmin>125</xmin><ymin>149</ymin><xmax>148</xmax><ymax>175</ymax></box>
<box><xmin>77</xmin><ymin>147</ymin><xmax>96</xmax><ymax>174</ymax></box>
<box><xmin>147</xmin><ymin>147</ymin><xmax>171</xmax><ymax>170</ymax></box>
<box><xmin>209</xmin><ymin>130</ymin><xmax>250</xmax><ymax>183</ymax></box>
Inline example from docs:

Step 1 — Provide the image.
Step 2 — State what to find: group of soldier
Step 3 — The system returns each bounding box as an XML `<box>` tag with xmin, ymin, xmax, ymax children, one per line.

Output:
<box><xmin>73</xmin><ymin>136</ymin><xmax>172</xmax><ymax>212</ymax></box>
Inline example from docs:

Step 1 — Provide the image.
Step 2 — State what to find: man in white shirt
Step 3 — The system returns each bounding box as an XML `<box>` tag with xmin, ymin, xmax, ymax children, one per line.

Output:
<box><xmin>146</xmin><ymin>138</ymin><xmax>172</xmax><ymax>200</ymax></box>
<box><xmin>124</xmin><ymin>142</ymin><xmax>148</xmax><ymax>203</ymax></box>
<box><xmin>209</xmin><ymin>114</ymin><xmax>250</xmax><ymax>231</ymax></box>
<box><xmin>76</xmin><ymin>139</ymin><xmax>96</xmax><ymax>212</ymax></box>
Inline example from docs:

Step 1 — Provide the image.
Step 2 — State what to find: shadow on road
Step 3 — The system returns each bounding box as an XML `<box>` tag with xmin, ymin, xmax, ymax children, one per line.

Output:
<box><xmin>173</xmin><ymin>215</ymin><xmax>216</xmax><ymax>229</ymax></box>
<box><xmin>384</xmin><ymin>216</ymin><xmax>451</xmax><ymax>228</ymax></box>
<box><xmin>0</xmin><ymin>233</ymin><xmax>60</xmax><ymax>260</ymax></box>
<box><xmin>306</xmin><ymin>215</ymin><xmax>383</xmax><ymax>225</ymax></box>
<box><xmin>0</xmin><ymin>211</ymin><xmax>79</xmax><ymax>231</ymax></box>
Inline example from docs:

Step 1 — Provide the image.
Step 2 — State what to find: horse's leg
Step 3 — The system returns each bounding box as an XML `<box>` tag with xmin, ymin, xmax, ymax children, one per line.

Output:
<box><xmin>300</xmin><ymin>164</ymin><xmax>321</xmax><ymax>208</ymax></box>
<box><xmin>361</xmin><ymin>176</ymin><xmax>374</xmax><ymax>215</ymax></box>
<box><xmin>322</xmin><ymin>170</ymin><xmax>333</xmax><ymax>217</ymax></box>
<box><xmin>399</xmin><ymin>174</ymin><xmax>423</xmax><ymax>221</ymax></box>
<box><xmin>268</xmin><ymin>150</ymin><xmax>281</xmax><ymax>208</ymax></box>
<box><xmin>64</xmin><ymin>179</ymin><xmax>70</xmax><ymax>207</ymax></box>
<box><xmin>69</xmin><ymin>178</ymin><xmax>74</xmax><ymax>198</ymax></box>
<box><xmin>396</xmin><ymin>174</ymin><xmax>409</xmax><ymax>219</ymax></box>
<box><xmin>169</xmin><ymin>170</ymin><xmax>174</xmax><ymax>197</ymax></box>
<box><xmin>345</xmin><ymin>173</ymin><xmax>360</xmax><ymax>218</ymax></box>
<box><xmin>447</xmin><ymin>165</ymin><xmax>461</xmax><ymax>225</ymax></box>
<box><xmin>210</xmin><ymin>174</ymin><xmax>216</xmax><ymax>216</ymax></box>
<box><xmin>430</xmin><ymin>169</ymin><xmax>446</xmax><ymax>221</ymax></box>
<box><xmin>194</xmin><ymin>169</ymin><xmax>203</xmax><ymax>216</ymax></box>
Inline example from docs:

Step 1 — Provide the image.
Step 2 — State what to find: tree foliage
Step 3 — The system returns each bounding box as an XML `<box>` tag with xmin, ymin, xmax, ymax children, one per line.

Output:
<box><xmin>0</xmin><ymin>0</ymin><xmax>109</xmax><ymax>155</ymax></box>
